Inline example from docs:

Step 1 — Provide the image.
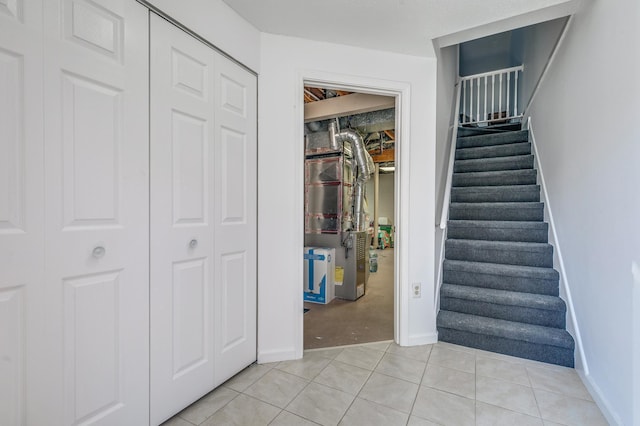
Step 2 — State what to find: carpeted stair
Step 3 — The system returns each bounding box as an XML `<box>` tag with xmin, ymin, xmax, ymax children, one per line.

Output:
<box><xmin>438</xmin><ymin>127</ymin><xmax>575</xmax><ymax>367</ymax></box>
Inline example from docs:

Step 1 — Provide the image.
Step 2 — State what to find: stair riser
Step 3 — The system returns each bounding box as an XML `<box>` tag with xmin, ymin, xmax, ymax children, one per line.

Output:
<box><xmin>456</xmin><ymin>142</ymin><xmax>531</xmax><ymax>160</ymax></box>
<box><xmin>451</xmin><ymin>187</ymin><xmax>540</xmax><ymax>203</ymax></box>
<box><xmin>454</xmin><ymin>156</ymin><xmax>534</xmax><ymax>173</ymax></box>
<box><xmin>447</xmin><ymin>226</ymin><xmax>548</xmax><ymax>243</ymax></box>
<box><xmin>449</xmin><ymin>206</ymin><xmax>543</xmax><ymax>222</ymax></box>
<box><xmin>452</xmin><ymin>171</ymin><xmax>537</xmax><ymax>187</ymax></box>
<box><xmin>440</xmin><ymin>298</ymin><xmax>566</xmax><ymax>328</ymax></box>
<box><xmin>445</xmin><ymin>244</ymin><xmax>553</xmax><ymax>267</ymax></box>
<box><xmin>437</xmin><ymin>327</ymin><xmax>574</xmax><ymax>367</ymax></box>
<box><xmin>443</xmin><ymin>269</ymin><xmax>559</xmax><ymax>296</ymax></box>
<box><xmin>457</xmin><ymin>130</ymin><xmax>529</xmax><ymax>149</ymax></box>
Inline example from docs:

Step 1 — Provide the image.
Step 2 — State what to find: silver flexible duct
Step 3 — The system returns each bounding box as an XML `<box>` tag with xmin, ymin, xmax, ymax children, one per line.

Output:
<box><xmin>329</xmin><ymin>122</ymin><xmax>374</xmax><ymax>231</ymax></box>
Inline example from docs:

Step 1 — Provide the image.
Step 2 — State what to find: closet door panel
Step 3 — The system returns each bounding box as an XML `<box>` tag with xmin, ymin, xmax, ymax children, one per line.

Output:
<box><xmin>0</xmin><ymin>2</ymin><xmax>43</xmax><ymax>425</ymax></box>
<box><xmin>42</xmin><ymin>1</ymin><xmax>149</xmax><ymax>425</ymax></box>
<box><xmin>150</xmin><ymin>14</ymin><xmax>216</xmax><ymax>425</ymax></box>
<box><xmin>213</xmin><ymin>54</ymin><xmax>257</xmax><ymax>386</ymax></box>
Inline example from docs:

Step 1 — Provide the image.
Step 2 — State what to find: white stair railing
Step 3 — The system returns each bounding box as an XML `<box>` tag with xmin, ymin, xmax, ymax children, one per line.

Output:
<box><xmin>460</xmin><ymin>65</ymin><xmax>524</xmax><ymax>126</ymax></box>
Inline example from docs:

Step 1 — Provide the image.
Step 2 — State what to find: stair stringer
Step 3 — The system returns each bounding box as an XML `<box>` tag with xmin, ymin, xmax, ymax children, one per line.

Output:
<box><xmin>527</xmin><ymin>118</ymin><xmax>588</xmax><ymax>373</ymax></box>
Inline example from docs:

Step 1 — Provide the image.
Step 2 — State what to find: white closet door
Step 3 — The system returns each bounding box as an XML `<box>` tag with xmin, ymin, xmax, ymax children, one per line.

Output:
<box><xmin>150</xmin><ymin>14</ymin><xmax>217</xmax><ymax>424</ymax></box>
<box><xmin>41</xmin><ymin>1</ymin><xmax>149</xmax><ymax>425</ymax></box>
<box><xmin>212</xmin><ymin>53</ymin><xmax>257</xmax><ymax>387</ymax></box>
<box><xmin>150</xmin><ymin>14</ymin><xmax>257</xmax><ymax>423</ymax></box>
<box><xmin>0</xmin><ymin>1</ymin><xmax>43</xmax><ymax>425</ymax></box>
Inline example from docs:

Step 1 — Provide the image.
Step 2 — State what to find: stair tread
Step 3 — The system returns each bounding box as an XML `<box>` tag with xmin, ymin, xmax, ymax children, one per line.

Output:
<box><xmin>448</xmin><ymin>220</ymin><xmax>547</xmax><ymax>230</ymax></box>
<box><xmin>453</xmin><ymin>169</ymin><xmax>535</xmax><ymax>177</ymax></box>
<box><xmin>441</xmin><ymin>284</ymin><xmax>566</xmax><ymax>312</ymax></box>
<box><xmin>456</xmin><ymin>142</ymin><xmax>531</xmax><ymax>160</ymax></box>
<box><xmin>452</xmin><ymin>169</ymin><xmax>537</xmax><ymax>187</ymax></box>
<box><xmin>450</xmin><ymin>201</ymin><xmax>542</xmax><ymax>208</ymax></box>
<box><xmin>452</xmin><ymin>185</ymin><xmax>539</xmax><ymax>193</ymax></box>
<box><xmin>447</xmin><ymin>239</ymin><xmax>551</xmax><ymax>252</ymax></box>
<box><xmin>444</xmin><ymin>259</ymin><xmax>559</xmax><ymax>280</ymax></box>
<box><xmin>455</xmin><ymin>154</ymin><xmax>533</xmax><ymax>165</ymax></box>
<box><xmin>451</xmin><ymin>185</ymin><xmax>540</xmax><ymax>203</ymax></box>
<box><xmin>457</xmin><ymin>130</ymin><xmax>529</xmax><ymax>149</ymax></box>
<box><xmin>437</xmin><ymin>310</ymin><xmax>574</xmax><ymax>349</ymax></box>
<box><xmin>457</xmin><ymin>123</ymin><xmax>522</xmax><ymax>137</ymax></box>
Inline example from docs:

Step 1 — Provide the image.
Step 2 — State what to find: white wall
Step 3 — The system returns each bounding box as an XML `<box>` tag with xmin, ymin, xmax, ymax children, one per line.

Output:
<box><xmin>365</xmin><ymin>173</ymin><xmax>395</xmax><ymax>226</ymax></box>
<box><xmin>459</xmin><ymin>32</ymin><xmax>516</xmax><ymax>76</ymax></box>
<box><xmin>434</xmin><ymin>45</ymin><xmax>458</xmax><ymax>288</ymax></box>
<box><xmin>520</xmin><ymin>17</ymin><xmax>567</xmax><ymax>111</ymax></box>
<box><xmin>146</xmin><ymin>0</ymin><xmax>260</xmax><ymax>72</ymax></box>
<box><xmin>378</xmin><ymin>174</ymin><xmax>395</xmax><ymax>224</ymax></box>
<box><xmin>258</xmin><ymin>33</ymin><xmax>437</xmax><ymax>362</ymax></box>
<box><xmin>435</xmin><ymin>45</ymin><xmax>458</xmax><ymax>223</ymax></box>
<box><xmin>526</xmin><ymin>0</ymin><xmax>639</xmax><ymax>423</ymax></box>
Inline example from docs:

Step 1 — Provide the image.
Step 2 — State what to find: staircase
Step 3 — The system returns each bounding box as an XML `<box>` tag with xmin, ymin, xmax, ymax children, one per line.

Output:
<box><xmin>437</xmin><ymin>126</ymin><xmax>575</xmax><ymax>367</ymax></box>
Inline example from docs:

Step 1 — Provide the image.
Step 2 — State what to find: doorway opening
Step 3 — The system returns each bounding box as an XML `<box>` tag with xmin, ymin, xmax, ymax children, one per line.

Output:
<box><xmin>302</xmin><ymin>84</ymin><xmax>398</xmax><ymax>350</ymax></box>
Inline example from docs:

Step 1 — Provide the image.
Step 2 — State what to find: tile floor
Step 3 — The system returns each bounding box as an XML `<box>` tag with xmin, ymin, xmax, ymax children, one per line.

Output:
<box><xmin>161</xmin><ymin>341</ymin><xmax>608</xmax><ymax>426</ymax></box>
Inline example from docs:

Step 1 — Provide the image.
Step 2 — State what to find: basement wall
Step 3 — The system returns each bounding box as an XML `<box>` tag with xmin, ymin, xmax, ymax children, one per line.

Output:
<box><xmin>258</xmin><ymin>33</ymin><xmax>437</xmax><ymax>362</ymax></box>
<box><xmin>365</xmin><ymin>173</ymin><xmax>395</xmax><ymax>226</ymax></box>
<box><xmin>526</xmin><ymin>0</ymin><xmax>640</xmax><ymax>423</ymax></box>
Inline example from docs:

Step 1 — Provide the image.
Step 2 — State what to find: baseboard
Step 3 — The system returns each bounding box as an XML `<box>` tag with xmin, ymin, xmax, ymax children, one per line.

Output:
<box><xmin>577</xmin><ymin>370</ymin><xmax>624</xmax><ymax>426</ymax></box>
<box><xmin>257</xmin><ymin>347</ymin><xmax>299</xmax><ymax>364</ymax></box>
<box><xmin>434</xmin><ymin>226</ymin><xmax>446</xmax><ymax>315</ymax></box>
<box><xmin>406</xmin><ymin>331</ymin><xmax>438</xmax><ymax>347</ymax></box>
<box><xmin>528</xmin><ymin>118</ymin><xmax>588</xmax><ymax>374</ymax></box>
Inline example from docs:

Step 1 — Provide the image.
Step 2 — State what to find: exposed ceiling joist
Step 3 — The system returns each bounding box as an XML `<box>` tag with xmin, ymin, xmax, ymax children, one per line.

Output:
<box><xmin>304</xmin><ymin>92</ymin><xmax>395</xmax><ymax>122</ymax></box>
<box><xmin>370</xmin><ymin>148</ymin><xmax>395</xmax><ymax>163</ymax></box>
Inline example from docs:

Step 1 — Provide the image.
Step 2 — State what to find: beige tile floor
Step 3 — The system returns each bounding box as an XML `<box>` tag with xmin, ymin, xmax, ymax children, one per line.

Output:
<box><xmin>161</xmin><ymin>341</ymin><xmax>608</xmax><ymax>426</ymax></box>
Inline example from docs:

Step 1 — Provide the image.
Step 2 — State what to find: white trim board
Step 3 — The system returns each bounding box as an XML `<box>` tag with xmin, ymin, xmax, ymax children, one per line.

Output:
<box><xmin>527</xmin><ymin>118</ymin><xmax>587</xmax><ymax>374</ymax></box>
<box><xmin>296</xmin><ymin>69</ymin><xmax>412</xmax><ymax>354</ymax></box>
<box><xmin>529</xmin><ymin>118</ymin><xmax>622</xmax><ymax>424</ymax></box>
<box><xmin>578</xmin><ymin>370</ymin><xmax>625</xmax><ymax>426</ymax></box>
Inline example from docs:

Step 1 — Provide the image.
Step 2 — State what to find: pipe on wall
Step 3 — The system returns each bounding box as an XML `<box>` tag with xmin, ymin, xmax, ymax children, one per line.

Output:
<box><xmin>330</xmin><ymin>121</ymin><xmax>374</xmax><ymax>231</ymax></box>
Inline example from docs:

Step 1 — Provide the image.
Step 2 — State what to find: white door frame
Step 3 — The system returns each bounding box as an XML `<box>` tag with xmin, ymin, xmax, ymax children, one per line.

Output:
<box><xmin>294</xmin><ymin>70</ymin><xmax>412</xmax><ymax>354</ymax></box>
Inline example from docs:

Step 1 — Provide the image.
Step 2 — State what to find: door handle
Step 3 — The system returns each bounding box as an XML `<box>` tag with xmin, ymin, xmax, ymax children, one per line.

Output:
<box><xmin>92</xmin><ymin>246</ymin><xmax>106</xmax><ymax>258</ymax></box>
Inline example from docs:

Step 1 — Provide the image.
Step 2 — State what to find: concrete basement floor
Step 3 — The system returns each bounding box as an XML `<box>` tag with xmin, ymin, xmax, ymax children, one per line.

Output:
<box><xmin>304</xmin><ymin>248</ymin><xmax>394</xmax><ymax>349</ymax></box>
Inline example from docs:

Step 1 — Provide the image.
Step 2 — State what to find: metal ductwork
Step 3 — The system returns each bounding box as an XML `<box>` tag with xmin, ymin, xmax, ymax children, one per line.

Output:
<box><xmin>305</xmin><ymin>108</ymin><xmax>396</xmax><ymax>134</ymax></box>
<box><xmin>329</xmin><ymin>121</ymin><xmax>374</xmax><ymax>232</ymax></box>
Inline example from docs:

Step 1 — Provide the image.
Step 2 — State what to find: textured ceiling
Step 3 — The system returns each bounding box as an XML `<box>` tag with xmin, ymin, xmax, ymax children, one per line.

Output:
<box><xmin>222</xmin><ymin>0</ymin><xmax>575</xmax><ymax>56</ymax></box>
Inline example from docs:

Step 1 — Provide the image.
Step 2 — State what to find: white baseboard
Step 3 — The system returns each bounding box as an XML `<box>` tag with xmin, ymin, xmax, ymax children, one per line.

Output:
<box><xmin>406</xmin><ymin>331</ymin><xmax>438</xmax><ymax>347</ymax></box>
<box><xmin>528</xmin><ymin>118</ymin><xmax>588</xmax><ymax>374</ymax></box>
<box><xmin>257</xmin><ymin>347</ymin><xmax>299</xmax><ymax>364</ymax></box>
<box><xmin>577</xmin><ymin>370</ymin><xmax>624</xmax><ymax>426</ymax></box>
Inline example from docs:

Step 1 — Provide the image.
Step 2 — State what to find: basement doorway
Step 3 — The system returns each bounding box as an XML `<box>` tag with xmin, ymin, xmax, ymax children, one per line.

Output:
<box><xmin>302</xmin><ymin>84</ymin><xmax>397</xmax><ymax>350</ymax></box>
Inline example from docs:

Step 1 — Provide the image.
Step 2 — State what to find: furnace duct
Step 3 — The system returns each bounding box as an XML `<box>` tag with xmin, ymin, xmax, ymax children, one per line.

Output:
<box><xmin>329</xmin><ymin>122</ymin><xmax>374</xmax><ymax>232</ymax></box>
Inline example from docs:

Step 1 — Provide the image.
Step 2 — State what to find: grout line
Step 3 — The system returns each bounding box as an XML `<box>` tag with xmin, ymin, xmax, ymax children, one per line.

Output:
<box><xmin>528</xmin><ymin>369</ymin><xmax>544</xmax><ymax>419</ymax></box>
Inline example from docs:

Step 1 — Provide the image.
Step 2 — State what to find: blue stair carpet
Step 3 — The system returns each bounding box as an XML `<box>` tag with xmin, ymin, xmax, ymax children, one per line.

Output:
<box><xmin>438</xmin><ymin>128</ymin><xmax>575</xmax><ymax>367</ymax></box>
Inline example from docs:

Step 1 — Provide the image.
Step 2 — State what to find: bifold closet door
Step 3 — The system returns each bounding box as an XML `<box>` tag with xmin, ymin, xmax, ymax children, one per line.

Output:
<box><xmin>150</xmin><ymin>14</ymin><xmax>257</xmax><ymax>424</ymax></box>
<box><xmin>40</xmin><ymin>0</ymin><xmax>150</xmax><ymax>425</ymax></box>
<box><xmin>150</xmin><ymin>13</ymin><xmax>217</xmax><ymax>424</ymax></box>
<box><xmin>0</xmin><ymin>1</ymin><xmax>44</xmax><ymax>425</ymax></box>
<box><xmin>211</xmin><ymin>38</ymin><xmax>258</xmax><ymax>388</ymax></box>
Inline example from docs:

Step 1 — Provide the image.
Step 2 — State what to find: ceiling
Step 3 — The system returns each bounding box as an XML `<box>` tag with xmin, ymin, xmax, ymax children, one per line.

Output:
<box><xmin>304</xmin><ymin>86</ymin><xmax>396</xmax><ymax>172</ymax></box>
<box><xmin>222</xmin><ymin>0</ymin><xmax>577</xmax><ymax>57</ymax></box>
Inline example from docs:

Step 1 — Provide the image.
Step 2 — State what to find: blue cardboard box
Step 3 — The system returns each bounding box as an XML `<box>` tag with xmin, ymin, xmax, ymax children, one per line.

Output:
<box><xmin>303</xmin><ymin>247</ymin><xmax>335</xmax><ymax>304</ymax></box>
